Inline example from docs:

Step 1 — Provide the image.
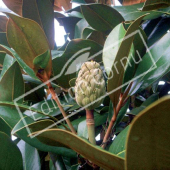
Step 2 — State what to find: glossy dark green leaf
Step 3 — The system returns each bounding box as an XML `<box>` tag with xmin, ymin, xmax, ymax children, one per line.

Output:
<box><xmin>103</xmin><ymin>23</ymin><xmax>126</xmax><ymax>75</ymax></box>
<box><xmin>0</xmin><ymin>53</ymin><xmax>5</xmax><ymax>65</ymax></box>
<box><xmin>126</xmin><ymin>96</ymin><xmax>170</xmax><ymax>169</ymax></box>
<box><xmin>14</xmin><ymin>119</ymin><xmax>76</xmax><ymax>157</ymax></box>
<box><xmin>24</xmin><ymin>82</ymin><xmax>46</xmax><ymax>103</ymax></box>
<box><xmin>0</xmin><ymin>118</ymin><xmax>11</xmax><ymax>136</ymax></box>
<box><xmin>81</xmin><ymin>4</ymin><xmax>124</xmax><ymax>32</ymax></box>
<box><xmin>56</xmin><ymin>17</ymin><xmax>81</xmax><ymax>40</ymax></box>
<box><xmin>31</xmin><ymin>129</ymin><xmax>125</xmax><ymax>170</ymax></box>
<box><xmin>49</xmin><ymin>160</ymin><xmax>56</xmax><ymax>170</ymax></box>
<box><xmin>114</xmin><ymin>3</ymin><xmax>169</xmax><ymax>21</ymax></box>
<box><xmin>24</xmin><ymin>97</ymin><xmax>75</xmax><ymax>120</ymax></box>
<box><xmin>109</xmin><ymin>126</ymin><xmax>130</xmax><ymax>158</ymax></box>
<box><xmin>0</xmin><ymin>33</ymin><xmax>10</xmax><ymax>47</ymax></box>
<box><xmin>52</xmin><ymin>39</ymin><xmax>102</xmax><ymax>88</ymax></box>
<box><xmin>142</xmin><ymin>0</ymin><xmax>170</xmax><ymax>11</ymax></box>
<box><xmin>142</xmin><ymin>93</ymin><xmax>159</xmax><ymax>107</ymax></box>
<box><xmin>22</xmin><ymin>0</ymin><xmax>54</xmax><ymax>49</ymax></box>
<box><xmin>107</xmin><ymin>14</ymin><xmax>147</xmax><ymax>107</ymax></box>
<box><xmin>49</xmin><ymin>153</ymin><xmax>69</xmax><ymax>170</ymax></box>
<box><xmin>128</xmin><ymin>93</ymin><xmax>159</xmax><ymax>116</ymax></box>
<box><xmin>83</xmin><ymin>28</ymin><xmax>106</xmax><ymax>46</ymax></box>
<box><xmin>0</xmin><ymin>61</ymin><xmax>24</xmax><ymax>103</ymax></box>
<box><xmin>0</xmin><ymin>45</ymin><xmax>38</xmax><ymax>80</ymax></box>
<box><xmin>23</xmin><ymin>75</ymin><xmax>59</xmax><ymax>88</ymax></box>
<box><xmin>33</xmin><ymin>49</ymin><xmax>51</xmax><ymax>71</ymax></box>
<box><xmin>0</xmin><ymin>131</ymin><xmax>23</xmax><ymax>170</ymax></box>
<box><xmin>69</xmin><ymin>78</ymin><xmax>76</xmax><ymax>87</ymax></box>
<box><xmin>143</xmin><ymin>16</ymin><xmax>170</xmax><ymax>47</ymax></box>
<box><xmin>17</xmin><ymin>140</ymin><xmax>41</xmax><ymax>170</ymax></box>
<box><xmin>74</xmin><ymin>18</ymin><xmax>88</xmax><ymax>39</ymax></box>
<box><xmin>0</xmin><ymin>54</ymin><xmax>15</xmax><ymax>79</ymax></box>
<box><xmin>0</xmin><ymin>100</ymin><xmax>64</xmax><ymax>121</ymax></box>
<box><xmin>133</xmin><ymin>27</ymin><xmax>147</xmax><ymax>60</ymax></box>
<box><xmin>129</xmin><ymin>32</ymin><xmax>170</xmax><ymax>95</ymax></box>
<box><xmin>82</xmin><ymin>27</ymin><xmax>94</xmax><ymax>39</ymax></box>
<box><xmin>128</xmin><ymin>106</ymin><xmax>145</xmax><ymax>116</ymax></box>
<box><xmin>5</xmin><ymin>13</ymin><xmax>51</xmax><ymax>77</ymax></box>
<box><xmin>0</xmin><ymin>107</ymin><xmax>76</xmax><ymax>157</ymax></box>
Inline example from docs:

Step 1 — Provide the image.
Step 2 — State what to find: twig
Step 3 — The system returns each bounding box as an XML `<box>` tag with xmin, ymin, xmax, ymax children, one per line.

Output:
<box><xmin>48</xmin><ymin>85</ymin><xmax>77</xmax><ymax>134</ymax></box>
<box><xmin>101</xmin><ymin>94</ymin><xmax>124</xmax><ymax>148</ymax></box>
<box><xmin>39</xmin><ymin>70</ymin><xmax>76</xmax><ymax>134</ymax></box>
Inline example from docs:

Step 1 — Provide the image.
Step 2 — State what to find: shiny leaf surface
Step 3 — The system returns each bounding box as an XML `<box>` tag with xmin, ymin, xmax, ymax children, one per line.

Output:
<box><xmin>0</xmin><ymin>131</ymin><xmax>23</xmax><ymax>170</ymax></box>
<box><xmin>6</xmin><ymin>13</ymin><xmax>51</xmax><ymax>77</ymax></box>
<box><xmin>81</xmin><ymin>4</ymin><xmax>124</xmax><ymax>32</ymax></box>
<box><xmin>126</xmin><ymin>96</ymin><xmax>170</xmax><ymax>169</ymax></box>
<box><xmin>107</xmin><ymin>14</ymin><xmax>147</xmax><ymax>107</ymax></box>
<box><xmin>142</xmin><ymin>0</ymin><xmax>170</xmax><ymax>11</ymax></box>
<box><xmin>31</xmin><ymin>129</ymin><xmax>125</xmax><ymax>170</ymax></box>
<box><xmin>17</xmin><ymin>140</ymin><xmax>41</xmax><ymax>170</ymax></box>
<box><xmin>22</xmin><ymin>0</ymin><xmax>55</xmax><ymax>49</ymax></box>
<box><xmin>129</xmin><ymin>32</ymin><xmax>170</xmax><ymax>95</ymax></box>
<box><xmin>0</xmin><ymin>61</ymin><xmax>24</xmax><ymax>103</ymax></box>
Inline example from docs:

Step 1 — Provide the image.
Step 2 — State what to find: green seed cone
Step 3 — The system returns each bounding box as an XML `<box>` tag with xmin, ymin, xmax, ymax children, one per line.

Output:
<box><xmin>75</xmin><ymin>61</ymin><xmax>106</xmax><ymax>110</ymax></box>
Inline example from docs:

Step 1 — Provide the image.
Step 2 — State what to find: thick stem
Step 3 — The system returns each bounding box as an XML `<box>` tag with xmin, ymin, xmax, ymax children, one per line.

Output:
<box><xmin>102</xmin><ymin>95</ymin><xmax>123</xmax><ymax>148</ymax></box>
<box><xmin>86</xmin><ymin>109</ymin><xmax>96</xmax><ymax>145</ymax></box>
<box><xmin>48</xmin><ymin>85</ymin><xmax>77</xmax><ymax>134</ymax></box>
<box><xmin>39</xmin><ymin>71</ymin><xmax>76</xmax><ymax>134</ymax></box>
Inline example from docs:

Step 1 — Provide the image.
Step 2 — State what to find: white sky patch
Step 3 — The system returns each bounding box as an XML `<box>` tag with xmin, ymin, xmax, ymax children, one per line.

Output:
<box><xmin>115</xmin><ymin>0</ymin><xmax>121</xmax><ymax>6</ymax></box>
<box><xmin>54</xmin><ymin>19</ymin><xmax>66</xmax><ymax>46</ymax></box>
<box><xmin>95</xmin><ymin>134</ymin><xmax>100</xmax><ymax>141</ymax></box>
<box><xmin>158</xmin><ymin>81</ymin><xmax>165</xmax><ymax>85</ymax></box>
<box><xmin>12</xmin><ymin>135</ymin><xmax>17</xmax><ymax>141</ymax></box>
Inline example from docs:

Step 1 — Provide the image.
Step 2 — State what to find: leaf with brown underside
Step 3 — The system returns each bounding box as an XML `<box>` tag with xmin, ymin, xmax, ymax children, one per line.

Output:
<box><xmin>123</xmin><ymin>0</ymin><xmax>146</xmax><ymax>6</ymax></box>
<box><xmin>142</xmin><ymin>0</ymin><xmax>170</xmax><ymax>11</ymax></box>
<box><xmin>54</xmin><ymin>0</ymin><xmax>72</xmax><ymax>11</ymax></box>
<box><xmin>0</xmin><ymin>16</ymin><xmax>8</xmax><ymax>32</ymax></box>
<box><xmin>126</xmin><ymin>96</ymin><xmax>170</xmax><ymax>169</ymax></box>
<box><xmin>30</xmin><ymin>129</ymin><xmax>125</xmax><ymax>170</ymax></box>
<box><xmin>2</xmin><ymin>0</ymin><xmax>22</xmax><ymax>16</ymax></box>
<box><xmin>6</xmin><ymin>13</ymin><xmax>51</xmax><ymax>77</ymax></box>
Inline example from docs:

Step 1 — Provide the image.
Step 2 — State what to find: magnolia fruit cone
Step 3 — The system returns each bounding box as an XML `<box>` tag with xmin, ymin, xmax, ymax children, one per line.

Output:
<box><xmin>75</xmin><ymin>61</ymin><xmax>106</xmax><ymax>110</ymax></box>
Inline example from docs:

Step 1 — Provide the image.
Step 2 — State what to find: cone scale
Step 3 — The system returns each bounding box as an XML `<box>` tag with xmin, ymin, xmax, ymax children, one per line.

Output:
<box><xmin>75</xmin><ymin>61</ymin><xmax>106</xmax><ymax>144</ymax></box>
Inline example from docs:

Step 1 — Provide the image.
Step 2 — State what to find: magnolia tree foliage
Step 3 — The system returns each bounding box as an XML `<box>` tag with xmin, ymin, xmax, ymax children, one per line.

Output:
<box><xmin>0</xmin><ymin>0</ymin><xmax>170</xmax><ymax>169</ymax></box>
